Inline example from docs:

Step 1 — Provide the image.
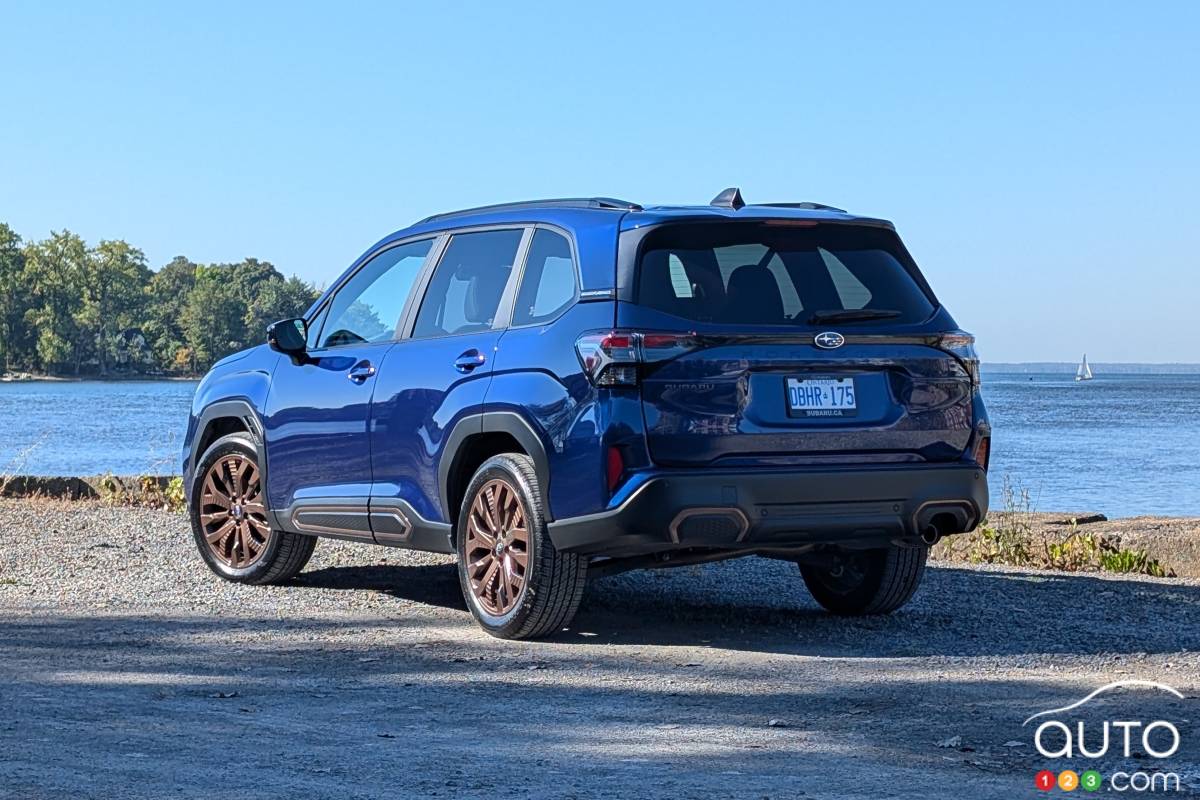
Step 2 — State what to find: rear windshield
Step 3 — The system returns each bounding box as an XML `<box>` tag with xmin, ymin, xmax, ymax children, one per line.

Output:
<box><xmin>635</xmin><ymin>223</ymin><xmax>935</xmax><ymax>326</ymax></box>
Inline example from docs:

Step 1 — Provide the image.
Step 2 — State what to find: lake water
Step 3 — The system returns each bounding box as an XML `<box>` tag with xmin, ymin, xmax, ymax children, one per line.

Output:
<box><xmin>0</xmin><ymin>380</ymin><xmax>198</xmax><ymax>477</ymax></box>
<box><xmin>1</xmin><ymin>373</ymin><xmax>1197</xmax><ymax>518</ymax></box>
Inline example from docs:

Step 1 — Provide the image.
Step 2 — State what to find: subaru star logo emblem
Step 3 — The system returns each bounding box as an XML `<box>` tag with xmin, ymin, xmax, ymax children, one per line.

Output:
<box><xmin>814</xmin><ymin>331</ymin><xmax>845</xmax><ymax>349</ymax></box>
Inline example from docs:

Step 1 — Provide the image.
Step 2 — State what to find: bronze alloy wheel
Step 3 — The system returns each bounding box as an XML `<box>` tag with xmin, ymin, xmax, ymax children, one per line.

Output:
<box><xmin>199</xmin><ymin>453</ymin><xmax>271</xmax><ymax>569</ymax></box>
<box><xmin>464</xmin><ymin>478</ymin><xmax>530</xmax><ymax>616</ymax></box>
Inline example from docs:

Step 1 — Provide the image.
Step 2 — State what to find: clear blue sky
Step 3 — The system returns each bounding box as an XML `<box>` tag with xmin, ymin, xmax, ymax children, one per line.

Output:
<box><xmin>2</xmin><ymin>1</ymin><xmax>1197</xmax><ymax>362</ymax></box>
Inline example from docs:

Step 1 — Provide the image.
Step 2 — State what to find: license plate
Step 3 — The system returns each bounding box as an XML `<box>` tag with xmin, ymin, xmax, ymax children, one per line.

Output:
<box><xmin>786</xmin><ymin>377</ymin><xmax>857</xmax><ymax>417</ymax></box>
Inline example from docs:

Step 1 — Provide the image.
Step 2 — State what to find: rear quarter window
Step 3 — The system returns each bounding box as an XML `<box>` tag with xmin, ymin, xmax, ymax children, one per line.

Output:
<box><xmin>635</xmin><ymin>223</ymin><xmax>934</xmax><ymax>326</ymax></box>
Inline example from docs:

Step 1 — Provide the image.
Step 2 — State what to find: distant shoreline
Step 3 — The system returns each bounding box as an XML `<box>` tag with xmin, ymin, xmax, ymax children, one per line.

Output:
<box><xmin>984</xmin><ymin>362</ymin><xmax>1200</xmax><ymax>374</ymax></box>
<box><xmin>1</xmin><ymin>372</ymin><xmax>199</xmax><ymax>383</ymax></box>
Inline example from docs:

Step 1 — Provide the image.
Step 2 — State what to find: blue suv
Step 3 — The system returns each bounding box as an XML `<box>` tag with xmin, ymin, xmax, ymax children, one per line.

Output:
<box><xmin>183</xmin><ymin>188</ymin><xmax>990</xmax><ymax>639</ymax></box>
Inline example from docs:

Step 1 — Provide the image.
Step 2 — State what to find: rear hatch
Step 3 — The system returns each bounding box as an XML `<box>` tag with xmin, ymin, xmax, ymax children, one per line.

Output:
<box><xmin>617</xmin><ymin>220</ymin><xmax>976</xmax><ymax>467</ymax></box>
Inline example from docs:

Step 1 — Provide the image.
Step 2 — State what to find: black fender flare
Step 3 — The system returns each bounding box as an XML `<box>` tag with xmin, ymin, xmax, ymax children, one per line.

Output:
<box><xmin>188</xmin><ymin>400</ymin><xmax>276</xmax><ymax>526</ymax></box>
<box><xmin>438</xmin><ymin>411</ymin><xmax>552</xmax><ymax>523</ymax></box>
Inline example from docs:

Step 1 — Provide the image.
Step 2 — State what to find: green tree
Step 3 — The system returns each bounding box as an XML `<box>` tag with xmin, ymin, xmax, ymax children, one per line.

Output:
<box><xmin>180</xmin><ymin>265</ymin><xmax>246</xmax><ymax>371</ymax></box>
<box><xmin>244</xmin><ymin>273</ymin><xmax>320</xmax><ymax>342</ymax></box>
<box><xmin>22</xmin><ymin>230</ymin><xmax>88</xmax><ymax>373</ymax></box>
<box><xmin>78</xmin><ymin>239</ymin><xmax>151</xmax><ymax>375</ymax></box>
<box><xmin>144</xmin><ymin>256</ymin><xmax>197</xmax><ymax>372</ymax></box>
<box><xmin>0</xmin><ymin>223</ymin><xmax>31</xmax><ymax>371</ymax></box>
<box><xmin>1</xmin><ymin>221</ymin><xmax>321</xmax><ymax>376</ymax></box>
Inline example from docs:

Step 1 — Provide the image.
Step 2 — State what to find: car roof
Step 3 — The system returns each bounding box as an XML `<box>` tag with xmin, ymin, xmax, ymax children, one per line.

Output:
<box><xmin>388</xmin><ymin>190</ymin><xmax>893</xmax><ymax>240</ymax></box>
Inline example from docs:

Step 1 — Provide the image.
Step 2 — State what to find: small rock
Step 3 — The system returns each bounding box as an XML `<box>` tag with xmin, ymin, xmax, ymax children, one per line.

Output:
<box><xmin>936</xmin><ymin>735</ymin><xmax>962</xmax><ymax>748</ymax></box>
<box><xmin>208</xmin><ymin>691</ymin><xmax>238</xmax><ymax>699</ymax></box>
<box><xmin>767</xmin><ymin>719</ymin><xmax>788</xmax><ymax>728</ymax></box>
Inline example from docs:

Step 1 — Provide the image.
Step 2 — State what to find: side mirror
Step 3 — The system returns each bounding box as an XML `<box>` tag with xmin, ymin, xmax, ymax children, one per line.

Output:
<box><xmin>267</xmin><ymin>317</ymin><xmax>307</xmax><ymax>358</ymax></box>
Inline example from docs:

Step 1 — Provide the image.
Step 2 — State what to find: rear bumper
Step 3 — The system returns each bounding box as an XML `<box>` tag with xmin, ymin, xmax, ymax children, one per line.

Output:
<box><xmin>547</xmin><ymin>464</ymin><xmax>988</xmax><ymax>556</ymax></box>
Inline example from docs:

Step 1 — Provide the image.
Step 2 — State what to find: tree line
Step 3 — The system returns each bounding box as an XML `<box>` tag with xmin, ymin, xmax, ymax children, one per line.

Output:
<box><xmin>0</xmin><ymin>222</ymin><xmax>319</xmax><ymax>377</ymax></box>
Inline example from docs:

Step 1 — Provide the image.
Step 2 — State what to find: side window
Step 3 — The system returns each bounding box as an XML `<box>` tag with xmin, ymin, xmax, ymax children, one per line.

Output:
<box><xmin>317</xmin><ymin>239</ymin><xmax>433</xmax><ymax>349</ymax></box>
<box><xmin>512</xmin><ymin>229</ymin><xmax>577</xmax><ymax>326</ymax></box>
<box><xmin>412</xmin><ymin>229</ymin><xmax>523</xmax><ymax>338</ymax></box>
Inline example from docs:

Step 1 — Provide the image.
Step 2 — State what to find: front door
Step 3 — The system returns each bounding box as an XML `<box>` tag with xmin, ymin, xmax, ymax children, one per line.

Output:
<box><xmin>262</xmin><ymin>237</ymin><xmax>437</xmax><ymax>535</ymax></box>
<box><xmin>368</xmin><ymin>227</ymin><xmax>527</xmax><ymax>547</ymax></box>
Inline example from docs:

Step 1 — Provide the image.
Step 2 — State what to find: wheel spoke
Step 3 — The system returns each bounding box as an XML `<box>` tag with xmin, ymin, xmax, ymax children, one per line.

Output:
<box><xmin>468</xmin><ymin>511</ymin><xmax>495</xmax><ymax>544</ymax></box>
<box><xmin>205</xmin><ymin>518</ymin><xmax>236</xmax><ymax>544</ymax></box>
<box><xmin>478</xmin><ymin>558</ymin><xmax>500</xmax><ymax>598</ymax></box>
<box><xmin>503</xmin><ymin>556</ymin><xmax>520</xmax><ymax>594</ymax></box>
<box><xmin>203</xmin><ymin>477</ymin><xmax>231</xmax><ymax>509</ymax></box>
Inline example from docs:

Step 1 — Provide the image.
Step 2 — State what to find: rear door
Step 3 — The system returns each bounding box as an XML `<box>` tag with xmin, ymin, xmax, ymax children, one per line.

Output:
<box><xmin>621</xmin><ymin>221</ymin><xmax>974</xmax><ymax>467</ymax></box>
<box><xmin>367</xmin><ymin>227</ymin><xmax>527</xmax><ymax>539</ymax></box>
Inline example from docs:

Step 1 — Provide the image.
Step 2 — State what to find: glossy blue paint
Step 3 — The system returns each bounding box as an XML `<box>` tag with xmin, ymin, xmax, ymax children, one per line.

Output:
<box><xmin>261</xmin><ymin>341</ymin><xmax>392</xmax><ymax>511</ymax></box>
<box><xmin>182</xmin><ymin>344</ymin><xmax>278</xmax><ymax>481</ymax></box>
<box><xmin>368</xmin><ymin>331</ymin><xmax>503</xmax><ymax>523</ymax></box>
<box><xmin>485</xmin><ymin>301</ymin><xmax>615</xmax><ymax>519</ymax></box>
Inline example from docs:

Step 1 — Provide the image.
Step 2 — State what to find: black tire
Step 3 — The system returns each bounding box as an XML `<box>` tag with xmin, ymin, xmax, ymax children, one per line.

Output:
<box><xmin>799</xmin><ymin>545</ymin><xmax>927</xmax><ymax>615</ymax></box>
<box><xmin>189</xmin><ymin>432</ymin><xmax>317</xmax><ymax>585</ymax></box>
<box><xmin>455</xmin><ymin>453</ymin><xmax>587</xmax><ymax>640</ymax></box>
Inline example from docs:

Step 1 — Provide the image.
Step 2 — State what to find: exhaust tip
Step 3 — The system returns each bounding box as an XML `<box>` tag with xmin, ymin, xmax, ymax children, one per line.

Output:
<box><xmin>921</xmin><ymin>525</ymin><xmax>942</xmax><ymax>546</ymax></box>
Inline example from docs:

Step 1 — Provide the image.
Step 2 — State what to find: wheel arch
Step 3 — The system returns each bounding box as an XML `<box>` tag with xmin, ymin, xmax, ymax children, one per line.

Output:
<box><xmin>439</xmin><ymin>411</ymin><xmax>552</xmax><ymax>531</ymax></box>
<box><xmin>188</xmin><ymin>400</ymin><xmax>276</xmax><ymax>525</ymax></box>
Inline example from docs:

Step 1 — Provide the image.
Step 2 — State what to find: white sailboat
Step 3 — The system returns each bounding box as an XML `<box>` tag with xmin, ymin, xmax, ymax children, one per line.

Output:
<box><xmin>1075</xmin><ymin>354</ymin><xmax>1093</xmax><ymax>381</ymax></box>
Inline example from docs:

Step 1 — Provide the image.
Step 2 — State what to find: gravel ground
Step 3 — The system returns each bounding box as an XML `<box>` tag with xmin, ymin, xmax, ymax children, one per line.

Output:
<box><xmin>1</xmin><ymin>498</ymin><xmax>1199</xmax><ymax>799</ymax></box>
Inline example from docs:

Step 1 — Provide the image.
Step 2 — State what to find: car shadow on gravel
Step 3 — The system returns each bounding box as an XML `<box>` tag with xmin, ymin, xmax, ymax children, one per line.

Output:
<box><xmin>286</xmin><ymin>557</ymin><xmax>1200</xmax><ymax>660</ymax></box>
<box><xmin>565</xmin><ymin>562</ymin><xmax>1200</xmax><ymax>658</ymax></box>
<box><xmin>295</xmin><ymin>563</ymin><xmax>466</xmax><ymax>611</ymax></box>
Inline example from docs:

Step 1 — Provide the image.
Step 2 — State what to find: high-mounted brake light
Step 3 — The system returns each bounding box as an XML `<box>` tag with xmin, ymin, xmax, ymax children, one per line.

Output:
<box><xmin>939</xmin><ymin>331</ymin><xmax>981</xmax><ymax>392</ymax></box>
<box><xmin>575</xmin><ymin>331</ymin><xmax>701</xmax><ymax>386</ymax></box>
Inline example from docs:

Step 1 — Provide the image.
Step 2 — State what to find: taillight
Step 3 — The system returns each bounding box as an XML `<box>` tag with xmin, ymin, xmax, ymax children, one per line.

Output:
<box><xmin>575</xmin><ymin>330</ymin><xmax>700</xmax><ymax>386</ymax></box>
<box><xmin>939</xmin><ymin>331</ymin><xmax>980</xmax><ymax>392</ymax></box>
<box><xmin>972</xmin><ymin>435</ymin><xmax>990</xmax><ymax>471</ymax></box>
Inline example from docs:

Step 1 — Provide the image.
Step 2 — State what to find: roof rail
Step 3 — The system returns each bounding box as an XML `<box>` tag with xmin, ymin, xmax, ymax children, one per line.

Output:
<box><xmin>417</xmin><ymin>197</ymin><xmax>642</xmax><ymax>224</ymax></box>
<box><xmin>759</xmin><ymin>201</ymin><xmax>847</xmax><ymax>213</ymax></box>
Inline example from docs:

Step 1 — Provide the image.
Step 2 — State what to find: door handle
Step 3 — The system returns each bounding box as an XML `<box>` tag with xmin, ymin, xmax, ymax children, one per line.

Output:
<box><xmin>454</xmin><ymin>350</ymin><xmax>486</xmax><ymax>373</ymax></box>
<box><xmin>347</xmin><ymin>362</ymin><xmax>377</xmax><ymax>383</ymax></box>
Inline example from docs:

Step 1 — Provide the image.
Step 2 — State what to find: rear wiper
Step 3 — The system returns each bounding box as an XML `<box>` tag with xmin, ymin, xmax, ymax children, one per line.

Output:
<box><xmin>807</xmin><ymin>309</ymin><xmax>902</xmax><ymax>325</ymax></box>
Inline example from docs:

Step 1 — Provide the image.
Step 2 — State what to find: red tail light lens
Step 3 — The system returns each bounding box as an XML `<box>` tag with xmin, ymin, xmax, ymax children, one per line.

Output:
<box><xmin>575</xmin><ymin>331</ymin><xmax>701</xmax><ymax>386</ymax></box>
<box><xmin>606</xmin><ymin>446</ymin><xmax>625</xmax><ymax>491</ymax></box>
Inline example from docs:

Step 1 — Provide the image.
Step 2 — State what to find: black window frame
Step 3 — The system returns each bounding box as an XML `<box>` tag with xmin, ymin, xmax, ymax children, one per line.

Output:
<box><xmin>305</xmin><ymin>234</ymin><xmax>442</xmax><ymax>353</ymax></box>
<box><xmin>403</xmin><ymin>224</ymin><xmax>532</xmax><ymax>341</ymax></box>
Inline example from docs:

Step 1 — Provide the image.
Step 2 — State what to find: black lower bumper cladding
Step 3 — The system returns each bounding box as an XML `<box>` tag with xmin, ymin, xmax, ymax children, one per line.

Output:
<box><xmin>548</xmin><ymin>464</ymin><xmax>988</xmax><ymax>556</ymax></box>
